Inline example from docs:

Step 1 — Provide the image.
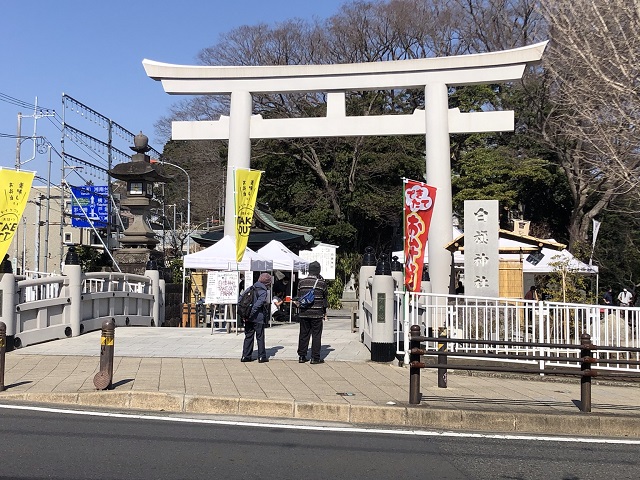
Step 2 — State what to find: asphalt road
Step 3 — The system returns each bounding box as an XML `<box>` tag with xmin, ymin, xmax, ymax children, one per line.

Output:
<box><xmin>1</xmin><ymin>404</ymin><xmax>639</xmax><ymax>480</ymax></box>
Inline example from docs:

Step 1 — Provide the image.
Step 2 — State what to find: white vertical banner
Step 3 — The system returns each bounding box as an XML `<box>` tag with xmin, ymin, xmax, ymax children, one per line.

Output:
<box><xmin>592</xmin><ymin>219</ymin><xmax>601</xmax><ymax>251</ymax></box>
<box><xmin>590</xmin><ymin>219</ymin><xmax>601</xmax><ymax>265</ymax></box>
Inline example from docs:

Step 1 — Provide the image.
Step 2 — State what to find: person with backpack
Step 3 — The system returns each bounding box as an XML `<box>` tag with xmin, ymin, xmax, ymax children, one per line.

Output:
<box><xmin>296</xmin><ymin>261</ymin><xmax>328</xmax><ymax>364</ymax></box>
<box><xmin>240</xmin><ymin>272</ymin><xmax>272</xmax><ymax>363</ymax></box>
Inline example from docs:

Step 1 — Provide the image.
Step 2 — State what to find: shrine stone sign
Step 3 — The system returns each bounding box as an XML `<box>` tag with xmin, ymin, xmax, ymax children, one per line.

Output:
<box><xmin>464</xmin><ymin>200</ymin><xmax>499</xmax><ymax>298</ymax></box>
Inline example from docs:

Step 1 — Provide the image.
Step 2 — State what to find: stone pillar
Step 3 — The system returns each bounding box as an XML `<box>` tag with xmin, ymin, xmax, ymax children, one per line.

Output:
<box><xmin>146</xmin><ymin>266</ymin><xmax>161</xmax><ymax>327</ymax></box>
<box><xmin>358</xmin><ymin>247</ymin><xmax>377</xmax><ymax>340</ymax></box>
<box><xmin>425</xmin><ymin>83</ymin><xmax>454</xmax><ymax>295</ymax></box>
<box><xmin>158</xmin><ymin>277</ymin><xmax>166</xmax><ymax>327</ymax></box>
<box><xmin>63</xmin><ymin>247</ymin><xmax>83</xmax><ymax>337</ymax></box>
<box><xmin>0</xmin><ymin>272</ymin><xmax>17</xmax><ymax>350</ymax></box>
<box><xmin>370</xmin><ymin>254</ymin><xmax>395</xmax><ymax>362</ymax></box>
<box><xmin>224</xmin><ymin>91</ymin><xmax>253</xmax><ymax>237</ymax></box>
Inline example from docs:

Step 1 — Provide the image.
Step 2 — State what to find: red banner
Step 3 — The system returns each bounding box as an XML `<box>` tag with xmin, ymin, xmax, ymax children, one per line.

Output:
<box><xmin>404</xmin><ymin>179</ymin><xmax>437</xmax><ymax>292</ymax></box>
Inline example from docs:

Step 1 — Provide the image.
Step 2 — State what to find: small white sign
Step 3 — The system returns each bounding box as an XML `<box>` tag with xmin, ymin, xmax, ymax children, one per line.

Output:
<box><xmin>299</xmin><ymin>242</ymin><xmax>338</xmax><ymax>280</ymax></box>
<box><xmin>205</xmin><ymin>271</ymin><xmax>240</xmax><ymax>304</ymax></box>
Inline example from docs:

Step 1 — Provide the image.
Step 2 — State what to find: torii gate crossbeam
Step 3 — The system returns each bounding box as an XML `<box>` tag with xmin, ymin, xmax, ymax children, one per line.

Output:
<box><xmin>143</xmin><ymin>41</ymin><xmax>547</xmax><ymax>295</ymax></box>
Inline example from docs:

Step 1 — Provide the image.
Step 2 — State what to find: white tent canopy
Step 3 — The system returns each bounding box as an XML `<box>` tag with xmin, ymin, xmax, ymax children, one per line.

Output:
<box><xmin>183</xmin><ymin>235</ymin><xmax>273</xmax><ymax>271</ymax></box>
<box><xmin>257</xmin><ymin>240</ymin><xmax>309</xmax><ymax>272</ymax></box>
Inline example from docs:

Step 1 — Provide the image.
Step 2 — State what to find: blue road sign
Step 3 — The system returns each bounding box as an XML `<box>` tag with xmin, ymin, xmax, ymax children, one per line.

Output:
<box><xmin>70</xmin><ymin>185</ymin><xmax>109</xmax><ymax>228</ymax></box>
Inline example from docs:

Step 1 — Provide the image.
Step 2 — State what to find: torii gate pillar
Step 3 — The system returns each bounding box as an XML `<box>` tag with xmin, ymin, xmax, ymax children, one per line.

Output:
<box><xmin>424</xmin><ymin>82</ymin><xmax>454</xmax><ymax>290</ymax></box>
<box><xmin>225</xmin><ymin>91</ymin><xmax>253</xmax><ymax>238</ymax></box>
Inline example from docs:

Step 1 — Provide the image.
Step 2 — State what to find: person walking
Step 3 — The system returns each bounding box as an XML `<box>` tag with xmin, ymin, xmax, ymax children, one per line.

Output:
<box><xmin>240</xmin><ymin>273</ymin><xmax>272</xmax><ymax>363</ymax></box>
<box><xmin>296</xmin><ymin>261</ymin><xmax>328</xmax><ymax>364</ymax></box>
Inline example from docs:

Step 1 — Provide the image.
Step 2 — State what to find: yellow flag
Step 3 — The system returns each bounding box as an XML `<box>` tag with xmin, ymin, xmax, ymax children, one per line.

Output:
<box><xmin>235</xmin><ymin>168</ymin><xmax>262</xmax><ymax>262</ymax></box>
<box><xmin>0</xmin><ymin>169</ymin><xmax>35</xmax><ymax>261</ymax></box>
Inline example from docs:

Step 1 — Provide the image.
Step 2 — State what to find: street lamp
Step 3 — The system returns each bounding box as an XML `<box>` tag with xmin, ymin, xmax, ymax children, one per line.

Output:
<box><xmin>151</xmin><ymin>160</ymin><xmax>191</xmax><ymax>256</ymax></box>
<box><xmin>166</xmin><ymin>203</ymin><xmax>177</xmax><ymax>250</ymax></box>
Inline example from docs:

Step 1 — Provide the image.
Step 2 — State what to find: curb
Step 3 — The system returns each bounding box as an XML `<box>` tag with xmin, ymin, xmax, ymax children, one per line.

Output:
<box><xmin>1</xmin><ymin>391</ymin><xmax>639</xmax><ymax>439</ymax></box>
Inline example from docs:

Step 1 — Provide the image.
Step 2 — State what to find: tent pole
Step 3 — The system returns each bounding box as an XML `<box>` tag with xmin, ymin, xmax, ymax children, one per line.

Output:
<box><xmin>289</xmin><ymin>271</ymin><xmax>294</xmax><ymax>322</ymax></box>
<box><xmin>181</xmin><ymin>265</ymin><xmax>187</xmax><ymax>304</ymax></box>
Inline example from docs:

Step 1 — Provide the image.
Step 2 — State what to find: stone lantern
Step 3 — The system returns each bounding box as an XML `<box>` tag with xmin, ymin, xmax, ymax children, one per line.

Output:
<box><xmin>109</xmin><ymin>132</ymin><xmax>172</xmax><ymax>274</ymax></box>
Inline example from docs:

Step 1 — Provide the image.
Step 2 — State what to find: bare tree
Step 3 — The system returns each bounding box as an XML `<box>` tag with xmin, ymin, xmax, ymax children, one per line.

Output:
<box><xmin>537</xmin><ymin>0</ymin><xmax>640</xmax><ymax>248</ymax></box>
<box><xmin>456</xmin><ymin>0</ymin><xmax>546</xmax><ymax>52</ymax></box>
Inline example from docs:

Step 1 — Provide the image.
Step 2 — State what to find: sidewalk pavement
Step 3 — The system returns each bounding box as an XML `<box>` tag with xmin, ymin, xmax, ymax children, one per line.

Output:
<box><xmin>2</xmin><ymin>311</ymin><xmax>640</xmax><ymax>438</ymax></box>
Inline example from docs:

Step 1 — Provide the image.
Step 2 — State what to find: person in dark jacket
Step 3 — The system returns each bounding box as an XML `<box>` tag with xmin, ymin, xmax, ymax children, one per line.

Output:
<box><xmin>240</xmin><ymin>272</ymin><xmax>272</xmax><ymax>363</ymax></box>
<box><xmin>296</xmin><ymin>261</ymin><xmax>328</xmax><ymax>364</ymax></box>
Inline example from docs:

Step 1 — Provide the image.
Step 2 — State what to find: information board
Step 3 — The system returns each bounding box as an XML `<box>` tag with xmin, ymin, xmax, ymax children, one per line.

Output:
<box><xmin>71</xmin><ymin>185</ymin><xmax>109</xmax><ymax>228</ymax></box>
<box><xmin>299</xmin><ymin>242</ymin><xmax>338</xmax><ymax>280</ymax></box>
<box><xmin>205</xmin><ymin>271</ymin><xmax>240</xmax><ymax>304</ymax></box>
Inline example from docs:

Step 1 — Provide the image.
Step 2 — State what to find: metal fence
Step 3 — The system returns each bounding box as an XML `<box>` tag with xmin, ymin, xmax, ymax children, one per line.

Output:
<box><xmin>396</xmin><ymin>291</ymin><xmax>640</xmax><ymax>374</ymax></box>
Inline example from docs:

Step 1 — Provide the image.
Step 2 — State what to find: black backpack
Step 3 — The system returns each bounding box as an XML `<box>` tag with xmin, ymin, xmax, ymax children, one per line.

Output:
<box><xmin>237</xmin><ymin>286</ymin><xmax>256</xmax><ymax>320</ymax></box>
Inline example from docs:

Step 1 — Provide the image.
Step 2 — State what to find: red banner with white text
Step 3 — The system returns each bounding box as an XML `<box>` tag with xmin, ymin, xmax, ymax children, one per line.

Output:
<box><xmin>404</xmin><ymin>179</ymin><xmax>437</xmax><ymax>292</ymax></box>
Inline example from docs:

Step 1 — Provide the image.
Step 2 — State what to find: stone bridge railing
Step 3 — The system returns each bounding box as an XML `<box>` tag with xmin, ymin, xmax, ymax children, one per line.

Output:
<box><xmin>0</xmin><ymin>264</ymin><xmax>164</xmax><ymax>350</ymax></box>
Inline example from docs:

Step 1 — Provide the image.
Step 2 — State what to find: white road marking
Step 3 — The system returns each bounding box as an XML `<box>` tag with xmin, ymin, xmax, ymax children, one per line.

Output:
<box><xmin>1</xmin><ymin>402</ymin><xmax>638</xmax><ymax>445</ymax></box>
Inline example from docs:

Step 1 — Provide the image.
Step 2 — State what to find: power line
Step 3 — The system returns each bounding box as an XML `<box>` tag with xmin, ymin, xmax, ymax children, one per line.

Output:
<box><xmin>0</xmin><ymin>91</ymin><xmax>55</xmax><ymax>111</ymax></box>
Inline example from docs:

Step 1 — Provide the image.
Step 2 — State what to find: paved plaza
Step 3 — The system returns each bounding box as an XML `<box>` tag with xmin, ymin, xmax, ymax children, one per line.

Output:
<box><xmin>2</xmin><ymin>311</ymin><xmax>640</xmax><ymax>438</ymax></box>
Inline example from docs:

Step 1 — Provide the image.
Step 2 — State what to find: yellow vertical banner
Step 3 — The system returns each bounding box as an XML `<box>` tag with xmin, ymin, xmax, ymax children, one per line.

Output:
<box><xmin>235</xmin><ymin>168</ymin><xmax>262</xmax><ymax>262</ymax></box>
<box><xmin>0</xmin><ymin>169</ymin><xmax>35</xmax><ymax>261</ymax></box>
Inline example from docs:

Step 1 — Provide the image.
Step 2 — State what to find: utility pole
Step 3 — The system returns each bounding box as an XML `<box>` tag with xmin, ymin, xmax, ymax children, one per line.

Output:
<box><xmin>44</xmin><ymin>144</ymin><xmax>52</xmax><ymax>272</ymax></box>
<box><xmin>107</xmin><ymin>120</ymin><xmax>113</xmax><ymax>254</ymax></box>
<box><xmin>15</xmin><ymin>113</ymin><xmax>22</xmax><ymax>170</ymax></box>
<box><xmin>14</xmin><ymin>113</ymin><xmax>22</xmax><ymax>267</ymax></box>
<box><xmin>14</xmin><ymin>101</ymin><xmax>55</xmax><ymax>272</ymax></box>
<box><xmin>35</xmin><ymin>197</ymin><xmax>42</xmax><ymax>272</ymax></box>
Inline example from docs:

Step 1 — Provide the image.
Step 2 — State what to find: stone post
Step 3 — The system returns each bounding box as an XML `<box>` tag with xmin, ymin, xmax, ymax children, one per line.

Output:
<box><xmin>145</xmin><ymin>257</ymin><xmax>161</xmax><ymax>327</ymax></box>
<box><xmin>0</xmin><ymin>271</ymin><xmax>17</xmax><ymax>350</ymax></box>
<box><xmin>63</xmin><ymin>246</ymin><xmax>83</xmax><ymax>337</ymax></box>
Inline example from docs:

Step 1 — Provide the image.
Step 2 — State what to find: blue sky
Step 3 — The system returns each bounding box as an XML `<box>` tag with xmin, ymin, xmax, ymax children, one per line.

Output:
<box><xmin>0</xmin><ymin>0</ymin><xmax>349</xmax><ymax>184</ymax></box>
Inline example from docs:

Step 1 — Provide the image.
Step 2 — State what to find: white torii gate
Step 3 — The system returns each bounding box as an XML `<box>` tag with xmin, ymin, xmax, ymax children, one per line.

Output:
<box><xmin>143</xmin><ymin>41</ymin><xmax>547</xmax><ymax>294</ymax></box>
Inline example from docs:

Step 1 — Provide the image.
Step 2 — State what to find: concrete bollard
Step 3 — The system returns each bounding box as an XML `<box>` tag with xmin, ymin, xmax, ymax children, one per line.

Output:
<box><xmin>437</xmin><ymin>327</ymin><xmax>448</xmax><ymax>388</ymax></box>
<box><xmin>0</xmin><ymin>321</ymin><xmax>6</xmax><ymax>391</ymax></box>
<box><xmin>94</xmin><ymin>319</ymin><xmax>116</xmax><ymax>390</ymax></box>
<box><xmin>409</xmin><ymin>324</ymin><xmax>422</xmax><ymax>404</ymax></box>
<box><xmin>580</xmin><ymin>332</ymin><xmax>593</xmax><ymax>413</ymax></box>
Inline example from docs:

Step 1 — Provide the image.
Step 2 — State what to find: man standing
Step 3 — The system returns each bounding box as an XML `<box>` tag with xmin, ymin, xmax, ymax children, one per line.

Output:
<box><xmin>602</xmin><ymin>286</ymin><xmax>614</xmax><ymax>317</ymax></box>
<box><xmin>618</xmin><ymin>288</ymin><xmax>632</xmax><ymax>307</ymax></box>
<box><xmin>603</xmin><ymin>287</ymin><xmax>613</xmax><ymax>306</ymax></box>
<box><xmin>524</xmin><ymin>285</ymin><xmax>539</xmax><ymax>301</ymax></box>
<box><xmin>296</xmin><ymin>261</ymin><xmax>328</xmax><ymax>364</ymax></box>
<box><xmin>240</xmin><ymin>273</ymin><xmax>272</xmax><ymax>363</ymax></box>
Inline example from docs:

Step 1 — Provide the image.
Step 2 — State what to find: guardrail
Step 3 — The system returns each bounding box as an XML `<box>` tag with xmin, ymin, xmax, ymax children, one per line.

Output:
<box><xmin>408</xmin><ymin>325</ymin><xmax>640</xmax><ymax>412</ymax></box>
